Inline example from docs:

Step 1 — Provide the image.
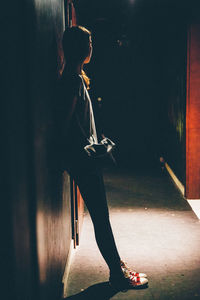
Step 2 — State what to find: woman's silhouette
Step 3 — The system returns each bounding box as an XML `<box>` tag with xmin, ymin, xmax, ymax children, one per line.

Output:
<box><xmin>58</xmin><ymin>25</ymin><xmax>148</xmax><ymax>291</ymax></box>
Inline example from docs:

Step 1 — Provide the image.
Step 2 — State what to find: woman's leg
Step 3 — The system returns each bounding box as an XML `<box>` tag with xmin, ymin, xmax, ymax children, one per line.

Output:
<box><xmin>72</xmin><ymin>168</ymin><xmax>122</xmax><ymax>274</ymax></box>
<box><xmin>68</xmin><ymin>163</ymin><xmax>149</xmax><ymax>291</ymax></box>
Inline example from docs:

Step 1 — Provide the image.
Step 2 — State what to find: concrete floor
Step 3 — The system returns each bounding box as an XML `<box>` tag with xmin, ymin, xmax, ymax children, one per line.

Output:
<box><xmin>64</xmin><ymin>166</ymin><xmax>200</xmax><ymax>300</ymax></box>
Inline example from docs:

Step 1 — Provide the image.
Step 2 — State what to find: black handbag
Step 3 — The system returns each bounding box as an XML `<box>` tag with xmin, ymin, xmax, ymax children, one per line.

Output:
<box><xmin>76</xmin><ymin>75</ymin><xmax>116</xmax><ymax>163</ymax></box>
<box><xmin>76</xmin><ymin>114</ymin><xmax>116</xmax><ymax>162</ymax></box>
<box><xmin>84</xmin><ymin>134</ymin><xmax>116</xmax><ymax>159</ymax></box>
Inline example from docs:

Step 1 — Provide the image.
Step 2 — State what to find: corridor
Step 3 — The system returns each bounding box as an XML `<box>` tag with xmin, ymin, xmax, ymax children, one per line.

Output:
<box><xmin>2</xmin><ymin>1</ymin><xmax>200</xmax><ymax>300</ymax></box>
<box><xmin>65</xmin><ymin>166</ymin><xmax>200</xmax><ymax>300</ymax></box>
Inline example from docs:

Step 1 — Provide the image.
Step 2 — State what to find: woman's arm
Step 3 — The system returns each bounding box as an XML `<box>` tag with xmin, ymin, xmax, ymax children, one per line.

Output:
<box><xmin>58</xmin><ymin>75</ymin><xmax>90</xmax><ymax>150</ymax></box>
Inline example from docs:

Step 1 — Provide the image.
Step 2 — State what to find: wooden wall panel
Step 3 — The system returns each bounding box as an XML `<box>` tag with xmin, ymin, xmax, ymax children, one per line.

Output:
<box><xmin>77</xmin><ymin>186</ymin><xmax>84</xmax><ymax>245</ymax></box>
<box><xmin>186</xmin><ymin>24</ymin><xmax>200</xmax><ymax>199</ymax></box>
<box><xmin>2</xmin><ymin>1</ymin><xmax>75</xmax><ymax>300</ymax></box>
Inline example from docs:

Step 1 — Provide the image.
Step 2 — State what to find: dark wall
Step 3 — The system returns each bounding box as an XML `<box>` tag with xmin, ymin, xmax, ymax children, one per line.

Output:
<box><xmin>1</xmin><ymin>1</ymin><xmax>72</xmax><ymax>300</ymax></box>
<box><xmin>161</xmin><ymin>24</ymin><xmax>187</xmax><ymax>184</ymax></box>
<box><xmin>74</xmin><ymin>0</ymin><xmax>196</xmax><ymax>173</ymax></box>
<box><xmin>1</xmin><ymin>2</ymin><xmax>37</xmax><ymax>299</ymax></box>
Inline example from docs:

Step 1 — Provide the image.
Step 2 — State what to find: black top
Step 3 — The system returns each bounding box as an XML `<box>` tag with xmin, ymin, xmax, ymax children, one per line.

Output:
<box><xmin>56</xmin><ymin>69</ymin><xmax>97</xmax><ymax>164</ymax></box>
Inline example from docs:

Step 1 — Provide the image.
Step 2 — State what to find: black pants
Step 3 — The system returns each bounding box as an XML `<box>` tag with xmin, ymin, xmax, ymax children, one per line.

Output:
<box><xmin>66</xmin><ymin>154</ymin><xmax>121</xmax><ymax>274</ymax></box>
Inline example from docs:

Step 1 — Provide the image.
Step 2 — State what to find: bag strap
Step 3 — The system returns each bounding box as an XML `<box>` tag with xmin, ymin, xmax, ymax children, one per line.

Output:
<box><xmin>76</xmin><ymin>75</ymin><xmax>97</xmax><ymax>144</ymax></box>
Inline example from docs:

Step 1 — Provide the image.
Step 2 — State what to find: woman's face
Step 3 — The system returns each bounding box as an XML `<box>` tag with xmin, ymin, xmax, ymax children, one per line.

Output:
<box><xmin>84</xmin><ymin>36</ymin><xmax>93</xmax><ymax>64</ymax></box>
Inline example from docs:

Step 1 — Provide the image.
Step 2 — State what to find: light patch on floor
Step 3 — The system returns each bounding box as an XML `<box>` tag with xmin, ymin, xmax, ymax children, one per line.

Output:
<box><xmin>187</xmin><ymin>199</ymin><xmax>200</xmax><ymax>219</ymax></box>
<box><xmin>66</xmin><ymin>208</ymin><xmax>200</xmax><ymax>299</ymax></box>
<box><xmin>65</xmin><ymin>169</ymin><xmax>200</xmax><ymax>299</ymax></box>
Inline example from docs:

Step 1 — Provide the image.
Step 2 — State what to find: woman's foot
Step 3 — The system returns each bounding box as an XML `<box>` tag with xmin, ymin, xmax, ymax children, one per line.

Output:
<box><xmin>120</xmin><ymin>260</ymin><xmax>147</xmax><ymax>278</ymax></box>
<box><xmin>109</xmin><ymin>261</ymin><xmax>148</xmax><ymax>292</ymax></box>
<box><xmin>109</xmin><ymin>273</ymin><xmax>148</xmax><ymax>291</ymax></box>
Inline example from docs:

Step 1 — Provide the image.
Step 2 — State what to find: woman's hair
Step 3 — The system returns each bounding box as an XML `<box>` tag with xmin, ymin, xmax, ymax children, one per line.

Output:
<box><xmin>62</xmin><ymin>26</ymin><xmax>91</xmax><ymax>88</ymax></box>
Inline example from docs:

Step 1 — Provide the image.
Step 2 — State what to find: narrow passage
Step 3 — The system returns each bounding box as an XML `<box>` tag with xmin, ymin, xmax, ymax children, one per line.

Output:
<box><xmin>66</xmin><ymin>167</ymin><xmax>200</xmax><ymax>300</ymax></box>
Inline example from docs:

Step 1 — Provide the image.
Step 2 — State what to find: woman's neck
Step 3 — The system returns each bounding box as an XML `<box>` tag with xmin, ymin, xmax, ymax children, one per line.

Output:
<box><xmin>76</xmin><ymin>64</ymin><xmax>83</xmax><ymax>75</ymax></box>
<box><xmin>63</xmin><ymin>63</ymin><xmax>84</xmax><ymax>76</ymax></box>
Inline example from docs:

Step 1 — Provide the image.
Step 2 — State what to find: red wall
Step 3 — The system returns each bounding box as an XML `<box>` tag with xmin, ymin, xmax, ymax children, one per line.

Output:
<box><xmin>186</xmin><ymin>24</ymin><xmax>200</xmax><ymax>199</ymax></box>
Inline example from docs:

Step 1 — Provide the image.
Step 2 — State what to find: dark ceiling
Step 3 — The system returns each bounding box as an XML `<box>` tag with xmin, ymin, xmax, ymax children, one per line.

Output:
<box><xmin>74</xmin><ymin>0</ymin><xmax>199</xmax><ymax>28</ymax></box>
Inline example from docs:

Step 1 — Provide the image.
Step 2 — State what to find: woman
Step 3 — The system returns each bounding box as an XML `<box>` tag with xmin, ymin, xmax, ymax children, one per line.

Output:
<box><xmin>58</xmin><ymin>25</ymin><xmax>148</xmax><ymax>291</ymax></box>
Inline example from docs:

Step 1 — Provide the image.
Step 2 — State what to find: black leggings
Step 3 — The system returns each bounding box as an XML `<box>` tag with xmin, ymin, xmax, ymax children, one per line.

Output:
<box><xmin>67</xmin><ymin>157</ymin><xmax>121</xmax><ymax>274</ymax></box>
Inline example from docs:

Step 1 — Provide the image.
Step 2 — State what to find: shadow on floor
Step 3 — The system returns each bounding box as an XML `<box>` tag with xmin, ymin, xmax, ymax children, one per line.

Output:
<box><xmin>64</xmin><ymin>281</ymin><xmax>118</xmax><ymax>300</ymax></box>
<box><xmin>64</xmin><ymin>282</ymin><xmax>117</xmax><ymax>299</ymax></box>
<box><xmin>64</xmin><ymin>281</ymin><xmax>149</xmax><ymax>299</ymax></box>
